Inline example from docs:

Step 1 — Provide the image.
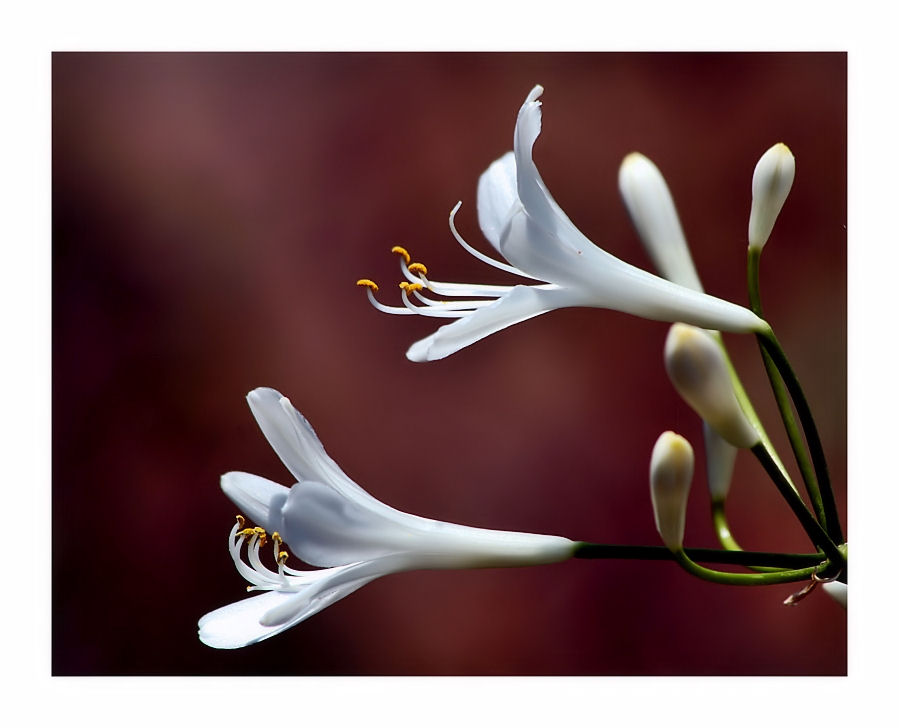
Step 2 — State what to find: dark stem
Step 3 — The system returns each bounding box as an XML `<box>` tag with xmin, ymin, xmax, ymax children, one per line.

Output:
<box><xmin>572</xmin><ymin>542</ymin><xmax>824</xmax><ymax>569</ymax></box>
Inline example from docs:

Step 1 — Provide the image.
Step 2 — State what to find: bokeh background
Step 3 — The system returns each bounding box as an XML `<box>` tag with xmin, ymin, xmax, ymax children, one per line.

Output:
<box><xmin>52</xmin><ymin>52</ymin><xmax>846</xmax><ymax>675</ymax></box>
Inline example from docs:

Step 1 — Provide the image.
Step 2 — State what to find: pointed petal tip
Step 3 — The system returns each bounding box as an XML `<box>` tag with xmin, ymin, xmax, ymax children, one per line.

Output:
<box><xmin>220</xmin><ymin>471</ymin><xmax>290</xmax><ymax>531</ymax></box>
<box><xmin>405</xmin><ymin>337</ymin><xmax>440</xmax><ymax>362</ymax></box>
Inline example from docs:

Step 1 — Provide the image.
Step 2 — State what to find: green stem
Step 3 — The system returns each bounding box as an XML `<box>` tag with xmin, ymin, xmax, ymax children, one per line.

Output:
<box><xmin>710</xmin><ymin>330</ymin><xmax>797</xmax><ymax>494</ymax></box>
<box><xmin>757</xmin><ymin>330</ymin><xmax>844</xmax><ymax>544</ymax></box>
<box><xmin>752</xmin><ymin>443</ymin><xmax>844</xmax><ymax>569</ymax></box>
<box><xmin>711</xmin><ymin>500</ymin><xmax>783</xmax><ymax>573</ymax></box>
<box><xmin>572</xmin><ymin>541</ymin><xmax>824</xmax><ymax>569</ymax></box>
<box><xmin>673</xmin><ymin>549</ymin><xmax>826</xmax><ymax>586</ymax></box>
<box><xmin>747</xmin><ymin>247</ymin><xmax>828</xmax><ymax>527</ymax></box>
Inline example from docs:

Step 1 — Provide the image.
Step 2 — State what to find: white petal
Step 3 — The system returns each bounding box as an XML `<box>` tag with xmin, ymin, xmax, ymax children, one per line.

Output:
<box><xmin>220</xmin><ymin>472</ymin><xmax>289</xmax><ymax>533</ymax></box>
<box><xmin>406</xmin><ymin>284</ymin><xmax>582</xmax><ymax>362</ymax></box>
<box><xmin>198</xmin><ymin>590</ymin><xmax>306</xmax><ymax>649</ymax></box>
<box><xmin>246</xmin><ymin>388</ymin><xmax>375</xmax><ymax>505</ymax></box>
<box><xmin>477</xmin><ymin>151</ymin><xmax>519</xmax><ymax>252</ymax></box>
<box><xmin>258</xmin><ymin>556</ymin><xmax>412</xmax><ymax>627</ymax></box>
<box><xmin>618</xmin><ymin>152</ymin><xmax>703</xmax><ymax>292</ymax></box>
<box><xmin>278</xmin><ymin>481</ymin><xmax>416</xmax><ymax>567</ymax></box>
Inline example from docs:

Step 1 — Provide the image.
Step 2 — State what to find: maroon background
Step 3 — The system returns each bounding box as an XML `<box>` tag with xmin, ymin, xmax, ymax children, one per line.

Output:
<box><xmin>52</xmin><ymin>52</ymin><xmax>846</xmax><ymax>675</ymax></box>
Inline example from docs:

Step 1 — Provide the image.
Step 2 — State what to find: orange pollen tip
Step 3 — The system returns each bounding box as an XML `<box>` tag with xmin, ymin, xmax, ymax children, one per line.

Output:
<box><xmin>236</xmin><ymin>515</ymin><xmax>246</xmax><ymax>528</ymax></box>
<box><xmin>356</xmin><ymin>278</ymin><xmax>379</xmax><ymax>292</ymax></box>
<box><xmin>408</xmin><ymin>262</ymin><xmax>428</xmax><ymax>276</ymax></box>
<box><xmin>391</xmin><ymin>246</ymin><xmax>411</xmax><ymax>264</ymax></box>
<box><xmin>399</xmin><ymin>281</ymin><xmax>424</xmax><ymax>293</ymax></box>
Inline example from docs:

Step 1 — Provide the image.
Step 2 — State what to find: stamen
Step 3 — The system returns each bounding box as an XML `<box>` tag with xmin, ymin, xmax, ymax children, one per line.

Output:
<box><xmin>358</xmin><ymin>279</ymin><xmax>414</xmax><ymax>316</ymax></box>
<box><xmin>399</xmin><ymin>281</ymin><xmax>424</xmax><ymax>294</ymax></box>
<box><xmin>448</xmin><ymin>202</ymin><xmax>539</xmax><ymax>280</ymax></box>
<box><xmin>236</xmin><ymin>515</ymin><xmax>245</xmax><ymax>529</ymax></box>
<box><xmin>400</xmin><ymin>285</ymin><xmax>471</xmax><ymax>318</ymax></box>
<box><xmin>408</xmin><ymin>262</ymin><xmax>428</xmax><ymax>276</ymax></box>
<box><xmin>411</xmin><ymin>287</ymin><xmax>493</xmax><ymax>310</ymax></box>
<box><xmin>391</xmin><ymin>246</ymin><xmax>411</xmax><ymax>265</ymax></box>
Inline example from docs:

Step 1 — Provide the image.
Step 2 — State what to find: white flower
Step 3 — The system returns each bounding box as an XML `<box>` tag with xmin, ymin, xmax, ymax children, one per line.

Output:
<box><xmin>664</xmin><ymin>323</ymin><xmax>761</xmax><ymax>449</ymax></box>
<box><xmin>359</xmin><ymin>85</ymin><xmax>767</xmax><ymax>362</ymax></box>
<box><xmin>748</xmin><ymin>142</ymin><xmax>795</xmax><ymax>251</ymax></box>
<box><xmin>198</xmin><ymin>387</ymin><xmax>575</xmax><ymax>649</ymax></box>
<box><xmin>649</xmin><ymin>431</ymin><xmax>694</xmax><ymax>551</ymax></box>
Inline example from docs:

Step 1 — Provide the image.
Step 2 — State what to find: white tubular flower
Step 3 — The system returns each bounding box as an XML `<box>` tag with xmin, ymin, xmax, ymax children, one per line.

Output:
<box><xmin>198</xmin><ymin>387</ymin><xmax>575</xmax><ymax>649</ymax></box>
<box><xmin>650</xmin><ymin>431</ymin><xmax>694</xmax><ymax>551</ymax></box>
<box><xmin>618</xmin><ymin>152</ymin><xmax>703</xmax><ymax>292</ymax></box>
<box><xmin>664</xmin><ymin>324</ymin><xmax>761</xmax><ymax>449</ymax></box>
<box><xmin>359</xmin><ymin>85</ymin><xmax>766</xmax><ymax>362</ymax></box>
<box><xmin>748</xmin><ymin>142</ymin><xmax>795</xmax><ymax>251</ymax></box>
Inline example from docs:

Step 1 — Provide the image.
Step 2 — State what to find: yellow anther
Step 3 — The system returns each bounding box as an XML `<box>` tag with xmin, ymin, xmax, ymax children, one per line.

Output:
<box><xmin>391</xmin><ymin>246</ymin><xmax>411</xmax><ymax>264</ymax></box>
<box><xmin>236</xmin><ymin>515</ymin><xmax>246</xmax><ymax>529</ymax></box>
<box><xmin>277</xmin><ymin>550</ymin><xmax>289</xmax><ymax>565</ymax></box>
<box><xmin>356</xmin><ymin>278</ymin><xmax>379</xmax><ymax>292</ymax></box>
<box><xmin>253</xmin><ymin>527</ymin><xmax>266</xmax><ymax>535</ymax></box>
<box><xmin>237</xmin><ymin>528</ymin><xmax>257</xmax><ymax>539</ymax></box>
<box><xmin>399</xmin><ymin>281</ymin><xmax>423</xmax><ymax>294</ymax></box>
<box><xmin>272</xmin><ymin>532</ymin><xmax>281</xmax><ymax>544</ymax></box>
<box><xmin>408</xmin><ymin>262</ymin><xmax>428</xmax><ymax>276</ymax></box>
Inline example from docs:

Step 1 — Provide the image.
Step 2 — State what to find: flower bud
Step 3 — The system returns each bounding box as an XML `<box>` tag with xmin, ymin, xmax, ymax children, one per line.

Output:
<box><xmin>618</xmin><ymin>152</ymin><xmax>703</xmax><ymax>292</ymax></box>
<box><xmin>664</xmin><ymin>324</ymin><xmax>760</xmax><ymax>448</ymax></box>
<box><xmin>650</xmin><ymin>431</ymin><xmax>694</xmax><ymax>551</ymax></box>
<box><xmin>748</xmin><ymin>143</ymin><xmax>795</xmax><ymax>251</ymax></box>
<box><xmin>822</xmin><ymin>581</ymin><xmax>847</xmax><ymax>609</ymax></box>
<box><xmin>703</xmin><ymin>421</ymin><xmax>738</xmax><ymax>502</ymax></box>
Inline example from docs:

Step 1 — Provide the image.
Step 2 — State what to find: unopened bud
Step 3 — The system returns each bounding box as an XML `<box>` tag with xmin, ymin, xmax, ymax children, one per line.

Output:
<box><xmin>703</xmin><ymin>421</ymin><xmax>738</xmax><ymax>502</ymax></box>
<box><xmin>618</xmin><ymin>152</ymin><xmax>703</xmax><ymax>292</ymax></box>
<box><xmin>822</xmin><ymin>582</ymin><xmax>847</xmax><ymax>609</ymax></box>
<box><xmin>748</xmin><ymin>143</ymin><xmax>795</xmax><ymax>251</ymax></box>
<box><xmin>664</xmin><ymin>324</ymin><xmax>761</xmax><ymax>448</ymax></box>
<box><xmin>650</xmin><ymin>431</ymin><xmax>694</xmax><ymax>551</ymax></box>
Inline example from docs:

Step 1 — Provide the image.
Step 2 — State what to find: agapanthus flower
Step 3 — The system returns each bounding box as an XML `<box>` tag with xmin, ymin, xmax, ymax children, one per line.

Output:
<box><xmin>198</xmin><ymin>387</ymin><xmax>575</xmax><ymax>649</ymax></box>
<box><xmin>358</xmin><ymin>85</ymin><xmax>766</xmax><ymax>362</ymax></box>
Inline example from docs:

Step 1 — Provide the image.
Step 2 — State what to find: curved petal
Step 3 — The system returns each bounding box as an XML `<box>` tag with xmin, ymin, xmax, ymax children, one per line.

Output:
<box><xmin>406</xmin><ymin>284</ymin><xmax>583</xmax><ymax>362</ymax></box>
<box><xmin>510</xmin><ymin>86</ymin><xmax>590</xmax><ymax>257</ymax></box>
<box><xmin>258</xmin><ymin>555</ymin><xmax>413</xmax><ymax>628</ymax></box>
<box><xmin>220</xmin><ymin>471</ymin><xmax>290</xmax><ymax>534</ymax></box>
<box><xmin>477</xmin><ymin>151</ymin><xmax>519</xmax><ymax>253</ymax></box>
<box><xmin>246</xmin><ymin>388</ymin><xmax>378</xmax><ymax>506</ymax></box>
<box><xmin>198</xmin><ymin>590</ymin><xmax>307</xmax><ymax>649</ymax></box>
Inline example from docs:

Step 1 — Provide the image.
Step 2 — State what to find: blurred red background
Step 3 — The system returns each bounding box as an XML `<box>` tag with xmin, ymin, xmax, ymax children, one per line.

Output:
<box><xmin>52</xmin><ymin>52</ymin><xmax>846</xmax><ymax>675</ymax></box>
